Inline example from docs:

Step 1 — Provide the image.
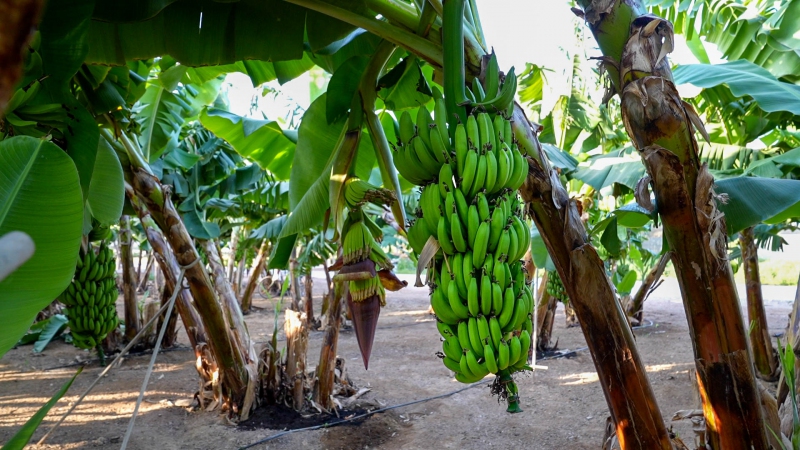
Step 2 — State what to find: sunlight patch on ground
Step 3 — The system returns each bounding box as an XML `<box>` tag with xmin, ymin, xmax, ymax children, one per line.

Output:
<box><xmin>646</xmin><ymin>363</ymin><xmax>693</xmax><ymax>373</ymax></box>
<box><xmin>559</xmin><ymin>372</ymin><xmax>599</xmax><ymax>386</ymax></box>
<box><xmin>383</xmin><ymin>309</ymin><xmax>431</xmax><ymax>317</ymax></box>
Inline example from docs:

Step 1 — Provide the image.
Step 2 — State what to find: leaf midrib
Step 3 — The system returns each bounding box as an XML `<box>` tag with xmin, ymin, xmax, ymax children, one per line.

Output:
<box><xmin>0</xmin><ymin>139</ymin><xmax>44</xmax><ymax>227</ymax></box>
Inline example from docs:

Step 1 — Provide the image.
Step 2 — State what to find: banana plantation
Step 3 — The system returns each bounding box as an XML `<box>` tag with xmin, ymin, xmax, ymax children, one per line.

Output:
<box><xmin>4</xmin><ymin>0</ymin><xmax>800</xmax><ymax>448</ymax></box>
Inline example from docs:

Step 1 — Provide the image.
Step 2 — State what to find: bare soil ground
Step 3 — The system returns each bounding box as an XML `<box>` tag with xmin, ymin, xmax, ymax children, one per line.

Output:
<box><xmin>1</xmin><ymin>277</ymin><xmax>795</xmax><ymax>449</ymax></box>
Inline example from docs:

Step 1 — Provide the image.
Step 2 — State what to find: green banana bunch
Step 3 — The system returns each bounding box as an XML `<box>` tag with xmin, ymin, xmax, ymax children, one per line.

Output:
<box><xmin>396</xmin><ymin>56</ymin><xmax>535</xmax><ymax>412</ymax></box>
<box><xmin>60</xmin><ymin>241</ymin><xmax>120</xmax><ymax>353</ymax></box>
<box><xmin>546</xmin><ymin>270</ymin><xmax>569</xmax><ymax>304</ymax></box>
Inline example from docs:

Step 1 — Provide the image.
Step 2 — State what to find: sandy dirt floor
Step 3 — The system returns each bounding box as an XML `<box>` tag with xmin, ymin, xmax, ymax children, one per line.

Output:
<box><xmin>1</xmin><ymin>276</ymin><xmax>796</xmax><ymax>449</ymax></box>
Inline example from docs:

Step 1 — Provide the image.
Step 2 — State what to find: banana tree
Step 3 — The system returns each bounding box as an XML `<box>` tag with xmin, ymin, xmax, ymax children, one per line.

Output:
<box><xmin>569</xmin><ymin>0</ymin><xmax>800</xmax><ymax>446</ymax></box>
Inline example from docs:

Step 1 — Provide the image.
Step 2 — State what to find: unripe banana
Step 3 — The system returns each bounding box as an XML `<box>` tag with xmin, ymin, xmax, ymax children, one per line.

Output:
<box><xmin>509</xmin><ymin>335</ymin><xmax>522</xmax><ymax>367</ymax></box>
<box><xmin>468</xmin><ymin>152</ymin><xmax>487</xmax><ymax>199</ymax></box>
<box><xmin>484</xmin><ymin>343</ymin><xmax>499</xmax><ymax>374</ymax></box>
<box><xmin>467</xmin><ymin>277</ymin><xmax>480</xmax><ymax>317</ymax></box>
<box><xmin>467</xmin><ymin>317</ymin><xmax>484</xmax><ymax>357</ymax></box>
<box><xmin>416</xmin><ymin>105</ymin><xmax>435</xmax><ymax>154</ymax></box>
<box><xmin>498</xmin><ymin>339</ymin><xmax>510</xmax><ymax>370</ymax></box>
<box><xmin>466</xmin><ymin>349</ymin><xmax>488</xmax><ymax>378</ymax></box>
<box><xmin>434</xmin><ymin>98</ymin><xmax>449</xmax><ymax>146</ymax></box>
<box><xmin>438</xmin><ymin>321</ymin><xmax>457</xmax><ymax>339</ymax></box>
<box><xmin>476</xmin><ymin>191</ymin><xmax>490</xmax><ymax>222</ymax></box>
<box><xmin>477</xmin><ymin>315</ymin><xmax>490</xmax><ymax>346</ymax></box>
<box><xmin>413</xmin><ymin>137</ymin><xmax>441</xmax><ymax>176</ymax></box>
<box><xmin>467</xmin><ymin>204</ymin><xmax>480</xmax><ymax>245</ymax></box>
<box><xmin>437</xmin><ymin>216</ymin><xmax>456</xmax><ymax>255</ymax></box>
<box><xmin>498</xmin><ymin>289</ymin><xmax>516</xmax><ymax>329</ymax></box>
<box><xmin>472</xmin><ymin>221</ymin><xmax>490</xmax><ymax>268</ymax></box>
<box><xmin>507</xmin><ymin>225</ymin><xmax>519</xmax><ymax>264</ymax></box>
<box><xmin>484</xmin><ymin>150</ymin><xmax>498</xmax><ymax>194</ymax></box>
<box><xmin>430</xmin><ymin>124</ymin><xmax>451</xmax><ymax>164</ymax></box>
<box><xmin>443</xmin><ymin>356</ymin><xmax>462</xmax><ymax>373</ymax></box>
<box><xmin>457</xmin><ymin>321</ymin><xmax>472</xmax><ymax>354</ymax></box>
<box><xmin>398</xmin><ymin>111</ymin><xmax>416</xmax><ymax>145</ymax></box>
<box><xmin>491</xmin><ymin>283</ymin><xmax>503</xmax><ymax>315</ymax></box>
<box><xmin>443</xmin><ymin>335</ymin><xmax>463</xmax><ymax>361</ymax></box>
<box><xmin>480</xmin><ymin>274</ymin><xmax>492</xmax><ymax>316</ymax></box>
<box><xmin>488</xmin><ymin>207</ymin><xmax>505</xmax><ymax>252</ymax></box>
<box><xmin>448</xmin><ymin>281</ymin><xmax>470</xmax><ymax>320</ymax></box>
<box><xmin>489</xmin><ymin>316</ymin><xmax>503</xmax><ymax>348</ymax></box>
<box><xmin>450</xmin><ymin>212</ymin><xmax>468</xmax><ymax>253</ymax></box>
<box><xmin>439</xmin><ymin>163</ymin><xmax>456</xmax><ymax>198</ymax></box>
<box><xmin>460</xmin><ymin>149</ymin><xmax>478</xmax><ymax>197</ymax></box>
<box><xmin>432</xmin><ymin>286</ymin><xmax>460</xmax><ymax>325</ymax></box>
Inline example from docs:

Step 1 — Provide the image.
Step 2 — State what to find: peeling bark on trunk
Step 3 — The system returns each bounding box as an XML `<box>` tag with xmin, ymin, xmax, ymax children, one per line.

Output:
<box><xmin>627</xmin><ymin>252</ymin><xmax>670</xmax><ymax>324</ymax></box>
<box><xmin>285</xmin><ymin>309</ymin><xmax>309</xmax><ymax>411</ymax></box>
<box><xmin>564</xmin><ymin>301</ymin><xmax>579</xmax><ymax>328</ymax></box>
<box><xmin>199</xmin><ymin>239</ymin><xmax>258</xmax><ymax>366</ymax></box>
<box><xmin>574</xmin><ymin>1</ymin><xmax>768</xmax><ymax>446</ymax></box>
<box><xmin>241</xmin><ymin>240</ymin><xmax>268</xmax><ymax>313</ymax></box>
<box><xmin>289</xmin><ymin>251</ymin><xmax>301</xmax><ymax>312</ymax></box>
<box><xmin>227</xmin><ymin>229</ymin><xmax>239</xmax><ymax>283</ymax></box>
<box><xmin>740</xmin><ymin>227</ymin><xmax>778</xmax><ymax>381</ymax></box>
<box><xmin>314</xmin><ymin>282</ymin><xmax>344</xmax><ymax>411</ymax></box>
<box><xmin>129</xmin><ymin>168</ymin><xmax>251</xmax><ymax>418</ymax></box>
<box><xmin>304</xmin><ymin>271</ymin><xmax>315</xmax><ymax>326</ymax></box>
<box><xmin>0</xmin><ymin>0</ymin><xmax>42</xmax><ymax>118</ymax></box>
<box><xmin>516</xmin><ymin>103</ymin><xmax>670</xmax><ymax>447</ymax></box>
<box><xmin>321</xmin><ymin>260</ymin><xmax>333</xmax><ymax>316</ymax></box>
<box><xmin>236</xmin><ymin>254</ymin><xmax>246</xmax><ymax>297</ymax></box>
<box><xmin>119</xmin><ymin>215</ymin><xmax>140</xmax><ymax>342</ymax></box>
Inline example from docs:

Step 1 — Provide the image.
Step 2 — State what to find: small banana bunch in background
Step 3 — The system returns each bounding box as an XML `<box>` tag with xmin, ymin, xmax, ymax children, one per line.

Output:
<box><xmin>61</xmin><ymin>241</ymin><xmax>120</xmax><ymax>361</ymax></box>
<box><xmin>334</xmin><ymin>185</ymin><xmax>408</xmax><ymax>369</ymax></box>
<box><xmin>395</xmin><ymin>54</ymin><xmax>534</xmax><ymax>412</ymax></box>
<box><xmin>546</xmin><ymin>270</ymin><xmax>569</xmax><ymax>304</ymax></box>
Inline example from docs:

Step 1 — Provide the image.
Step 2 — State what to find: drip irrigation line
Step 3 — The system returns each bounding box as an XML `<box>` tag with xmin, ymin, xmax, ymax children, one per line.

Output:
<box><xmin>237</xmin><ymin>378</ymin><xmax>492</xmax><ymax>450</ymax></box>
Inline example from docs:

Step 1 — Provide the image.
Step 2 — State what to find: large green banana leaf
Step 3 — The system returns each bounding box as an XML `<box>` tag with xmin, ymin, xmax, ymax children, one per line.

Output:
<box><xmin>572</xmin><ymin>152</ymin><xmax>645</xmax><ymax>191</ymax></box>
<box><xmin>85</xmin><ymin>140</ymin><xmax>124</xmax><ymax>225</ymax></box>
<box><xmin>716</xmin><ymin>177</ymin><xmax>800</xmax><ymax>234</ymax></box>
<box><xmin>673</xmin><ymin>60</ymin><xmax>800</xmax><ymax>115</ymax></box>
<box><xmin>200</xmin><ymin>109</ymin><xmax>296</xmax><ymax>180</ymax></box>
<box><xmin>0</xmin><ymin>137</ymin><xmax>84</xmax><ymax>357</ymax></box>
<box><xmin>651</xmin><ymin>0</ymin><xmax>800</xmax><ymax>81</ymax></box>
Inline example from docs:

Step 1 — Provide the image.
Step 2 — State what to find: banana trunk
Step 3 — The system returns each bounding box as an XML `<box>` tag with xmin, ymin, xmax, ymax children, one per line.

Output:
<box><xmin>118</xmin><ymin>215</ymin><xmax>140</xmax><ymax>341</ymax></box>
<box><xmin>626</xmin><ymin>252</ymin><xmax>669</xmax><ymax>325</ymax></box>
<box><xmin>513</xmin><ymin>105</ymin><xmax>671</xmax><ymax>448</ymax></box>
<box><xmin>740</xmin><ymin>227</ymin><xmax>778</xmax><ymax>380</ymax></box>
<box><xmin>130</xmin><ymin>167</ymin><xmax>253</xmax><ymax>419</ymax></box>
<box><xmin>314</xmin><ymin>281</ymin><xmax>344</xmax><ymax>411</ymax></box>
<box><xmin>574</xmin><ymin>0</ymin><xmax>767</xmax><ymax>447</ymax></box>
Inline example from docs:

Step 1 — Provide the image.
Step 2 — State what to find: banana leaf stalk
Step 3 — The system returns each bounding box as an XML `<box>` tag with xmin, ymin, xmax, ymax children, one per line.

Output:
<box><xmin>740</xmin><ymin>226</ymin><xmax>779</xmax><ymax>380</ymax></box>
<box><xmin>778</xmin><ymin>274</ymin><xmax>800</xmax><ymax>406</ymax></box>
<box><xmin>626</xmin><ymin>251</ymin><xmax>669</xmax><ymax>325</ymax></box>
<box><xmin>241</xmin><ymin>240</ymin><xmax>269</xmax><ymax>313</ymax></box>
<box><xmin>574</xmin><ymin>0</ymin><xmax>767</xmax><ymax>446</ymax></box>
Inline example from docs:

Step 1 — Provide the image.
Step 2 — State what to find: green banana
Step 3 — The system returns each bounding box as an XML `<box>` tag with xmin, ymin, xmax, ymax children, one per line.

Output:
<box><xmin>498</xmin><ymin>340</ymin><xmax>510</xmax><ymax>370</ymax></box>
<box><xmin>457</xmin><ymin>321</ymin><xmax>472</xmax><ymax>355</ymax></box>
<box><xmin>448</xmin><ymin>280</ymin><xmax>470</xmax><ymax>320</ymax></box>
<box><xmin>466</xmin><ymin>349</ymin><xmax>488</xmax><ymax>378</ymax></box>
<box><xmin>467</xmin><ymin>277</ymin><xmax>480</xmax><ymax>317</ymax></box>
<box><xmin>399</xmin><ymin>111</ymin><xmax>416</xmax><ymax>145</ymax></box>
<box><xmin>472</xmin><ymin>221</ymin><xmax>489</xmax><ymax>268</ymax></box>
<box><xmin>467</xmin><ymin>317</ymin><xmax>484</xmax><ymax>357</ymax></box>
<box><xmin>450</xmin><ymin>211</ymin><xmax>468</xmax><ymax>253</ymax></box>
<box><xmin>432</xmin><ymin>287</ymin><xmax>460</xmax><ymax>325</ymax></box>
<box><xmin>509</xmin><ymin>335</ymin><xmax>522</xmax><ymax>367</ymax></box>
<box><xmin>443</xmin><ymin>356</ymin><xmax>462</xmax><ymax>373</ymax></box>
<box><xmin>454</xmin><ymin>123</ymin><xmax>468</xmax><ymax>177</ymax></box>
<box><xmin>476</xmin><ymin>191</ymin><xmax>490</xmax><ymax>221</ymax></box>
<box><xmin>460</xmin><ymin>149</ymin><xmax>478</xmax><ymax>197</ymax></box>
<box><xmin>467</xmin><ymin>204</ymin><xmax>480</xmax><ymax>245</ymax></box>
<box><xmin>484</xmin><ymin>343</ymin><xmax>499</xmax><ymax>374</ymax></box>
<box><xmin>437</xmin><ymin>216</ymin><xmax>456</xmax><ymax>255</ymax></box>
<box><xmin>439</xmin><ymin>163</ymin><xmax>456</xmax><ymax>198</ymax></box>
<box><xmin>498</xmin><ymin>288</ymin><xmax>516</xmax><ymax>328</ymax></box>
<box><xmin>443</xmin><ymin>335</ymin><xmax>463</xmax><ymax>361</ymax></box>
<box><xmin>480</xmin><ymin>274</ymin><xmax>492</xmax><ymax>316</ymax></box>
<box><xmin>489</xmin><ymin>316</ymin><xmax>503</xmax><ymax>348</ymax></box>
<box><xmin>468</xmin><ymin>151</ymin><xmax>487</xmax><ymax>199</ymax></box>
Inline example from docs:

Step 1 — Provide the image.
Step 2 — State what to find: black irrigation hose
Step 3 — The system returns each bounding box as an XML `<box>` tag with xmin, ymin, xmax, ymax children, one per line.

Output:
<box><xmin>237</xmin><ymin>379</ymin><xmax>492</xmax><ymax>450</ymax></box>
